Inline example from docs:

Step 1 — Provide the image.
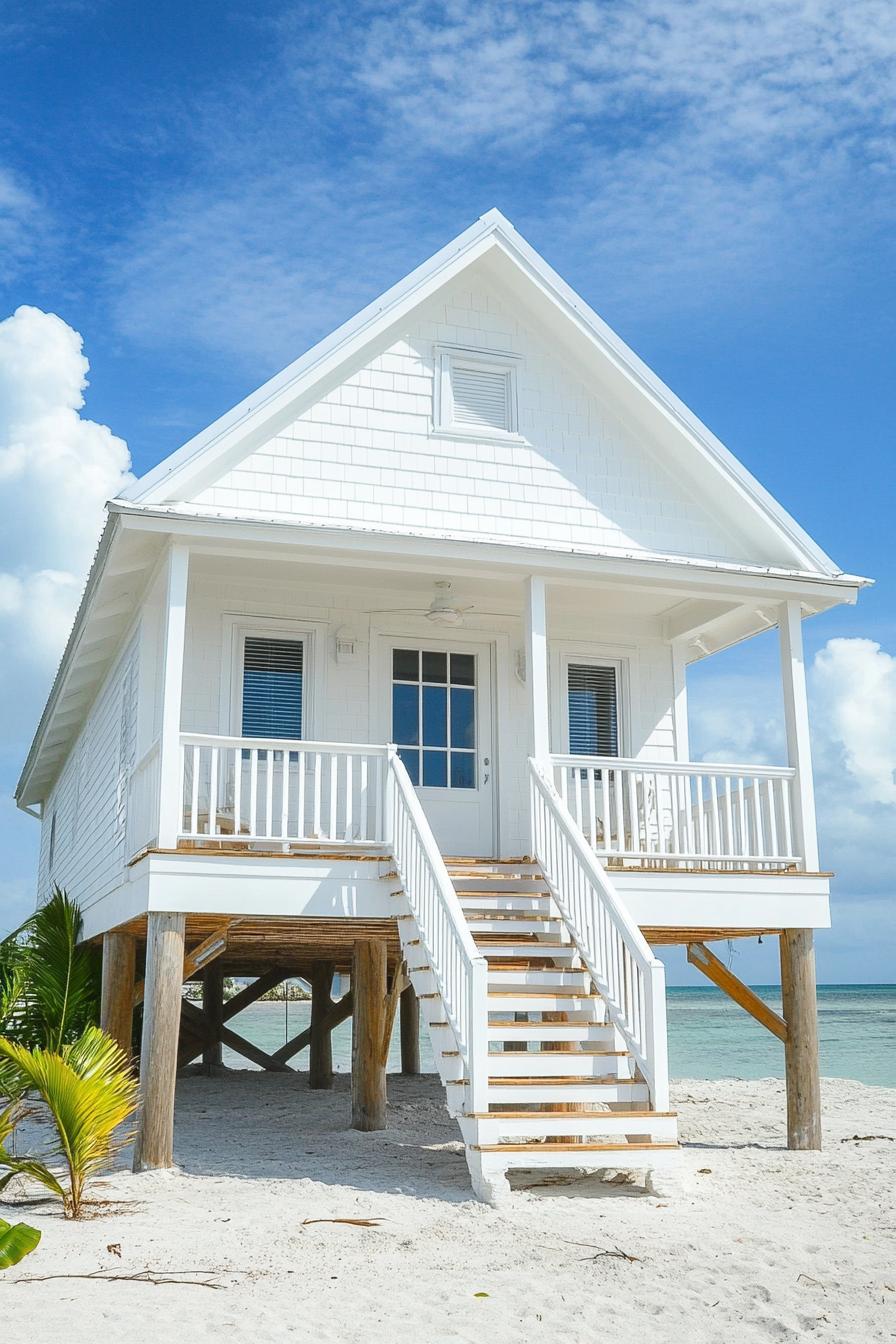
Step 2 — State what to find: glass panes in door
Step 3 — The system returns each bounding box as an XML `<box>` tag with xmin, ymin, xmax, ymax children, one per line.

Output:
<box><xmin>392</xmin><ymin>649</ymin><xmax>476</xmax><ymax>788</ymax></box>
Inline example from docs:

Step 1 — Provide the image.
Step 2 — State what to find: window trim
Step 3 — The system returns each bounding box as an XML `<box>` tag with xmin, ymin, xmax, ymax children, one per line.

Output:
<box><xmin>221</xmin><ymin>615</ymin><xmax>326</xmax><ymax>741</ymax></box>
<box><xmin>432</xmin><ymin>343</ymin><xmax>522</xmax><ymax>441</ymax></box>
<box><xmin>550</xmin><ymin>646</ymin><xmax>636</xmax><ymax>759</ymax></box>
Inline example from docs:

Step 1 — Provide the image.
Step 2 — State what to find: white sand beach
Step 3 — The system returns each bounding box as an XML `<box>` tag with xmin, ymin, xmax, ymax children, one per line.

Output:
<box><xmin>2</xmin><ymin>1073</ymin><xmax>894</xmax><ymax>1343</ymax></box>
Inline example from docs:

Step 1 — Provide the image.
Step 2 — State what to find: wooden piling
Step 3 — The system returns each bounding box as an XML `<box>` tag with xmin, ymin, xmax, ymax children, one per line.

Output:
<box><xmin>202</xmin><ymin>962</ymin><xmax>224</xmax><ymax>1072</ymax></box>
<box><xmin>399</xmin><ymin>983</ymin><xmax>420</xmax><ymax>1076</ymax></box>
<box><xmin>100</xmin><ymin>931</ymin><xmax>136</xmax><ymax>1059</ymax></box>
<box><xmin>352</xmin><ymin>938</ymin><xmax>388</xmax><ymax>1131</ymax></box>
<box><xmin>309</xmin><ymin>962</ymin><xmax>335</xmax><ymax>1089</ymax></box>
<box><xmin>780</xmin><ymin>929</ymin><xmax>822</xmax><ymax>1150</ymax></box>
<box><xmin>133</xmin><ymin>912</ymin><xmax>186</xmax><ymax>1171</ymax></box>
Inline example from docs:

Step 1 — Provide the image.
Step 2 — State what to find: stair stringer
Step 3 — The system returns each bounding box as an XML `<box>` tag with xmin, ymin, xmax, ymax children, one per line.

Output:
<box><xmin>389</xmin><ymin>860</ymin><xmax>679</xmax><ymax>1203</ymax></box>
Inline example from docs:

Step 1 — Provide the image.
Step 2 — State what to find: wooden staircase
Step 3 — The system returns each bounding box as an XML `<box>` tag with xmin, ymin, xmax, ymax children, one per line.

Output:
<box><xmin>396</xmin><ymin>857</ymin><xmax>679</xmax><ymax>1201</ymax></box>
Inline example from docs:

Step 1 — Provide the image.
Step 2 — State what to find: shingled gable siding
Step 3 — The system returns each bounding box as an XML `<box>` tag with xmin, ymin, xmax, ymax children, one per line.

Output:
<box><xmin>191</xmin><ymin>280</ymin><xmax>743</xmax><ymax>564</ymax></box>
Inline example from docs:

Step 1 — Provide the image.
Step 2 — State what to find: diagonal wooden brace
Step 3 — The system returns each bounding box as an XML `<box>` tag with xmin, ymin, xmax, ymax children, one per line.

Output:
<box><xmin>134</xmin><ymin>920</ymin><xmax>234</xmax><ymax>1007</ymax></box>
<box><xmin>687</xmin><ymin>941</ymin><xmax>788</xmax><ymax>1042</ymax></box>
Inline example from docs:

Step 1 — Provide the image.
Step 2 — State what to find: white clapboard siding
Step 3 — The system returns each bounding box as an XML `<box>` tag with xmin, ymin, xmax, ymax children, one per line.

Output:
<box><xmin>37</xmin><ymin>634</ymin><xmax>139</xmax><ymax>911</ymax></box>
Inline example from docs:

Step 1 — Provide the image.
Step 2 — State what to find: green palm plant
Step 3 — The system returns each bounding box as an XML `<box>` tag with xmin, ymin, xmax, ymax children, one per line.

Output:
<box><xmin>0</xmin><ymin>1217</ymin><xmax>41</xmax><ymax>1268</ymax></box>
<box><xmin>16</xmin><ymin>888</ymin><xmax>101</xmax><ymax>1051</ymax></box>
<box><xmin>0</xmin><ymin>1027</ymin><xmax>138</xmax><ymax>1219</ymax></box>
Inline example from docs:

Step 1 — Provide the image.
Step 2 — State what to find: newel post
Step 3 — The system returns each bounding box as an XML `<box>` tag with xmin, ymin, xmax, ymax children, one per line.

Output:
<box><xmin>525</xmin><ymin>576</ymin><xmax>550</xmax><ymax>762</ymax></box>
<box><xmin>157</xmin><ymin>545</ymin><xmax>190</xmax><ymax>849</ymax></box>
<box><xmin>778</xmin><ymin>600</ymin><xmax>819</xmax><ymax>871</ymax></box>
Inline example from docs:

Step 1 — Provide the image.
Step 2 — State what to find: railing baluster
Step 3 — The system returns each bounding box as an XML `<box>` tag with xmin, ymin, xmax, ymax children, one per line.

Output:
<box><xmin>280</xmin><ymin>749</ymin><xmax>291</xmax><ymax>841</ymax></box>
<box><xmin>190</xmin><ymin>745</ymin><xmax>200</xmax><ymax>835</ymax></box>
<box><xmin>780</xmin><ymin>776</ymin><xmax>793</xmax><ymax>860</ymax></box>
<box><xmin>586</xmin><ymin>768</ymin><xmax>597</xmax><ymax>849</ymax></box>
<box><xmin>752</xmin><ymin>775</ymin><xmax>765</xmax><ymax>859</ymax></box>
<box><xmin>328</xmin><ymin>754</ymin><xmax>338</xmax><ymax>840</ymax></box>
<box><xmin>208</xmin><ymin>747</ymin><xmax>219</xmax><ymax>836</ymax></box>
<box><xmin>296</xmin><ymin>750</ymin><xmax>306</xmax><ymax>840</ymax></box>
<box><xmin>313</xmin><ymin>753</ymin><xmax>322</xmax><ymax>838</ymax></box>
<box><xmin>265</xmin><ymin>750</ymin><xmax>274</xmax><ymax>838</ymax></box>
<box><xmin>233</xmin><ymin>746</ymin><xmax>242</xmax><ymax>839</ymax></box>
<box><xmin>344</xmin><ymin>752</ymin><xmax>353</xmax><ymax>841</ymax></box>
<box><xmin>358</xmin><ymin>755</ymin><xmax>368</xmax><ymax>842</ymax></box>
<box><xmin>709</xmin><ymin>776</ymin><xmax>721</xmax><ymax>858</ymax></box>
<box><xmin>249</xmin><ymin>748</ymin><xmax>258</xmax><ymax>837</ymax></box>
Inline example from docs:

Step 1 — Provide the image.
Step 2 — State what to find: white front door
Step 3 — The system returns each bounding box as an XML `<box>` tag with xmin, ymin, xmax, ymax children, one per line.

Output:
<box><xmin>389</xmin><ymin>641</ymin><xmax>495</xmax><ymax>857</ymax></box>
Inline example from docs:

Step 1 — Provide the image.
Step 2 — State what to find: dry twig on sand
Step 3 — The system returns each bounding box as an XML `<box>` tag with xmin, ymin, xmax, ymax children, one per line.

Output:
<box><xmin>561</xmin><ymin>1240</ymin><xmax>642</xmax><ymax>1263</ymax></box>
<box><xmin>14</xmin><ymin>1268</ymin><xmax>230</xmax><ymax>1289</ymax></box>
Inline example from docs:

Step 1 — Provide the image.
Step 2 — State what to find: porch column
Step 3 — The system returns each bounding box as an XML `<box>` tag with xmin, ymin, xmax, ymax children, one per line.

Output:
<box><xmin>671</xmin><ymin>641</ymin><xmax>690</xmax><ymax>760</ymax></box>
<box><xmin>778</xmin><ymin>601</ymin><xmax>819</xmax><ymax>870</ymax></box>
<box><xmin>780</xmin><ymin>929</ymin><xmax>822</xmax><ymax>1149</ymax></box>
<box><xmin>133</xmin><ymin>912</ymin><xmax>186</xmax><ymax>1171</ymax></box>
<box><xmin>157</xmin><ymin>545</ymin><xmax>190</xmax><ymax>849</ymax></box>
<box><xmin>352</xmin><ymin>938</ymin><xmax>388</xmax><ymax>1131</ymax></box>
<box><xmin>525</xmin><ymin>575</ymin><xmax>551</xmax><ymax>761</ymax></box>
<box><xmin>100</xmin><ymin>931</ymin><xmax>136</xmax><ymax>1059</ymax></box>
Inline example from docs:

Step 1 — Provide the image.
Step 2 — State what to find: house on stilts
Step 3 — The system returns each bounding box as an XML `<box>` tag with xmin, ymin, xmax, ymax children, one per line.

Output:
<box><xmin>15</xmin><ymin>211</ymin><xmax>869</xmax><ymax>1200</ymax></box>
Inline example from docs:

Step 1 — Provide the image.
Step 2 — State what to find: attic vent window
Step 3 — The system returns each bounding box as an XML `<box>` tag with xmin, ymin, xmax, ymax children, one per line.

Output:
<box><xmin>434</xmin><ymin>346</ymin><xmax>520</xmax><ymax>439</ymax></box>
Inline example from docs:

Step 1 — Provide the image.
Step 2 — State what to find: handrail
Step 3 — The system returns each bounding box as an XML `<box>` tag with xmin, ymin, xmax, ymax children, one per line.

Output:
<box><xmin>551</xmin><ymin>754</ymin><xmax>796</xmax><ymax>780</ymax></box>
<box><xmin>385</xmin><ymin>748</ymin><xmax>489</xmax><ymax>1113</ymax></box>
<box><xmin>181</xmin><ymin>733</ymin><xmax>389</xmax><ymax>756</ymax></box>
<box><xmin>529</xmin><ymin>758</ymin><xmax>669</xmax><ymax>1110</ymax></box>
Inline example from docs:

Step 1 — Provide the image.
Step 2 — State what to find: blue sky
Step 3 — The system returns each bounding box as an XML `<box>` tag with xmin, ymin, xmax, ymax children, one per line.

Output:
<box><xmin>0</xmin><ymin>1</ymin><xmax>893</xmax><ymax>981</ymax></box>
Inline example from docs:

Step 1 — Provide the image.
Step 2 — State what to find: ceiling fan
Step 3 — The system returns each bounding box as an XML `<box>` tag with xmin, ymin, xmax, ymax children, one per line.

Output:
<box><xmin>366</xmin><ymin>580</ymin><xmax>504</xmax><ymax>627</ymax></box>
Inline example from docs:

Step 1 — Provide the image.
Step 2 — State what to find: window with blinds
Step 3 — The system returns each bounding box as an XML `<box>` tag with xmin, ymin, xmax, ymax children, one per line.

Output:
<box><xmin>241</xmin><ymin>636</ymin><xmax>303</xmax><ymax>740</ymax></box>
<box><xmin>567</xmin><ymin>663</ymin><xmax>619</xmax><ymax>757</ymax></box>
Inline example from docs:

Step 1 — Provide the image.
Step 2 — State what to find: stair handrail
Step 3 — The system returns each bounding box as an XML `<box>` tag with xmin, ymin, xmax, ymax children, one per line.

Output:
<box><xmin>528</xmin><ymin>757</ymin><xmax>669</xmax><ymax>1111</ymax></box>
<box><xmin>385</xmin><ymin>747</ymin><xmax>490</xmax><ymax>1112</ymax></box>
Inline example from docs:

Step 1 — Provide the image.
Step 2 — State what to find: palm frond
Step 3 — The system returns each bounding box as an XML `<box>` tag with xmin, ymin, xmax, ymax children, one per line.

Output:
<box><xmin>0</xmin><ymin>1029</ymin><xmax>138</xmax><ymax>1218</ymax></box>
<box><xmin>19</xmin><ymin>888</ymin><xmax>100</xmax><ymax>1050</ymax></box>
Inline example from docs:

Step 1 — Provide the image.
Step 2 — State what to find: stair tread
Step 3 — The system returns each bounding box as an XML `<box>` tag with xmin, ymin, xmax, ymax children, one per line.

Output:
<box><xmin>468</xmin><ymin>1110</ymin><xmax>677</xmax><ymax>1119</ymax></box>
<box><xmin>488</xmin><ymin>1076</ymin><xmax>640</xmax><ymax>1085</ymax></box>
<box><xmin>472</xmin><ymin>1142</ymin><xmax>679</xmax><ymax>1153</ymax></box>
<box><xmin>487</xmin><ymin>1019</ymin><xmax>607</xmax><ymax>1027</ymax></box>
<box><xmin>487</xmin><ymin>989</ymin><xmax>598</xmax><ymax>998</ymax></box>
<box><xmin>489</xmin><ymin>1048</ymin><xmax>627</xmax><ymax>1056</ymax></box>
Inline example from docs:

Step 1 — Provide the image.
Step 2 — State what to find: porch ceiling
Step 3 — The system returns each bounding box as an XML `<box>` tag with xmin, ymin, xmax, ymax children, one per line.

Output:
<box><xmin>109</xmin><ymin>913</ymin><xmax>404</xmax><ymax>977</ymax></box>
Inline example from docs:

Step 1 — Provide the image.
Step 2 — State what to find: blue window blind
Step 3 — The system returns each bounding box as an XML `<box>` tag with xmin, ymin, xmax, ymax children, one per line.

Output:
<box><xmin>568</xmin><ymin>663</ymin><xmax>618</xmax><ymax>756</ymax></box>
<box><xmin>241</xmin><ymin>637</ymin><xmax>303</xmax><ymax>740</ymax></box>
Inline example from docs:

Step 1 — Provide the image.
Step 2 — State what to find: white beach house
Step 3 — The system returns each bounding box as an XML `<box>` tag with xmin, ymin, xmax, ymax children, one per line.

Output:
<box><xmin>16</xmin><ymin>211</ymin><xmax>868</xmax><ymax>1200</ymax></box>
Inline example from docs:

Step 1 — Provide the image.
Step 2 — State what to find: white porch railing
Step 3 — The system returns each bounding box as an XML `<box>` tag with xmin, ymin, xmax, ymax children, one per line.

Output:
<box><xmin>179</xmin><ymin>734</ymin><xmax>389</xmax><ymax>845</ymax></box>
<box><xmin>386</xmin><ymin>749</ymin><xmax>489</xmax><ymax>1113</ymax></box>
<box><xmin>552</xmin><ymin>755</ymin><xmax>800</xmax><ymax>870</ymax></box>
<box><xmin>125</xmin><ymin>739</ymin><xmax>162</xmax><ymax>856</ymax></box>
<box><xmin>530</xmin><ymin>759</ymin><xmax>669</xmax><ymax>1110</ymax></box>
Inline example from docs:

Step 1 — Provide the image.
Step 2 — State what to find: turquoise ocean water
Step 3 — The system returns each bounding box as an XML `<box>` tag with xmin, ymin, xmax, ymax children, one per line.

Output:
<box><xmin>220</xmin><ymin>984</ymin><xmax>895</xmax><ymax>1087</ymax></box>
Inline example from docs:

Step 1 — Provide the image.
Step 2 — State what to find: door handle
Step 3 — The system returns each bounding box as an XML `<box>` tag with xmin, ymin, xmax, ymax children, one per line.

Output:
<box><xmin>483</xmin><ymin>756</ymin><xmax>490</xmax><ymax>786</ymax></box>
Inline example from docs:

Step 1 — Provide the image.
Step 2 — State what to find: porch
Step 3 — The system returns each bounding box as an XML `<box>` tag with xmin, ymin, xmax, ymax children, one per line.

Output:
<box><xmin>121</xmin><ymin>539</ymin><xmax>826</xmax><ymax>913</ymax></box>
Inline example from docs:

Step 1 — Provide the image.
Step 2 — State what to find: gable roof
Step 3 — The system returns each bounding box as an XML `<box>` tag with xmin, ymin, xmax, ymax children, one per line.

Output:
<box><xmin>121</xmin><ymin>209</ymin><xmax>841</xmax><ymax>577</ymax></box>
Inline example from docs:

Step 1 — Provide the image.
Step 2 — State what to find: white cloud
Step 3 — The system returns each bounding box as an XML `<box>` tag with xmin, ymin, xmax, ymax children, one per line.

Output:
<box><xmin>109</xmin><ymin>0</ymin><xmax>896</xmax><ymax>362</ymax></box>
<box><xmin>689</xmin><ymin>635</ymin><xmax>896</xmax><ymax>898</ymax></box>
<box><xmin>811</xmin><ymin>637</ymin><xmax>896</xmax><ymax>806</ymax></box>
<box><xmin>0</xmin><ymin>306</ymin><xmax>133</xmax><ymax>732</ymax></box>
<box><xmin>0</xmin><ymin>167</ymin><xmax>41</xmax><ymax>284</ymax></box>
